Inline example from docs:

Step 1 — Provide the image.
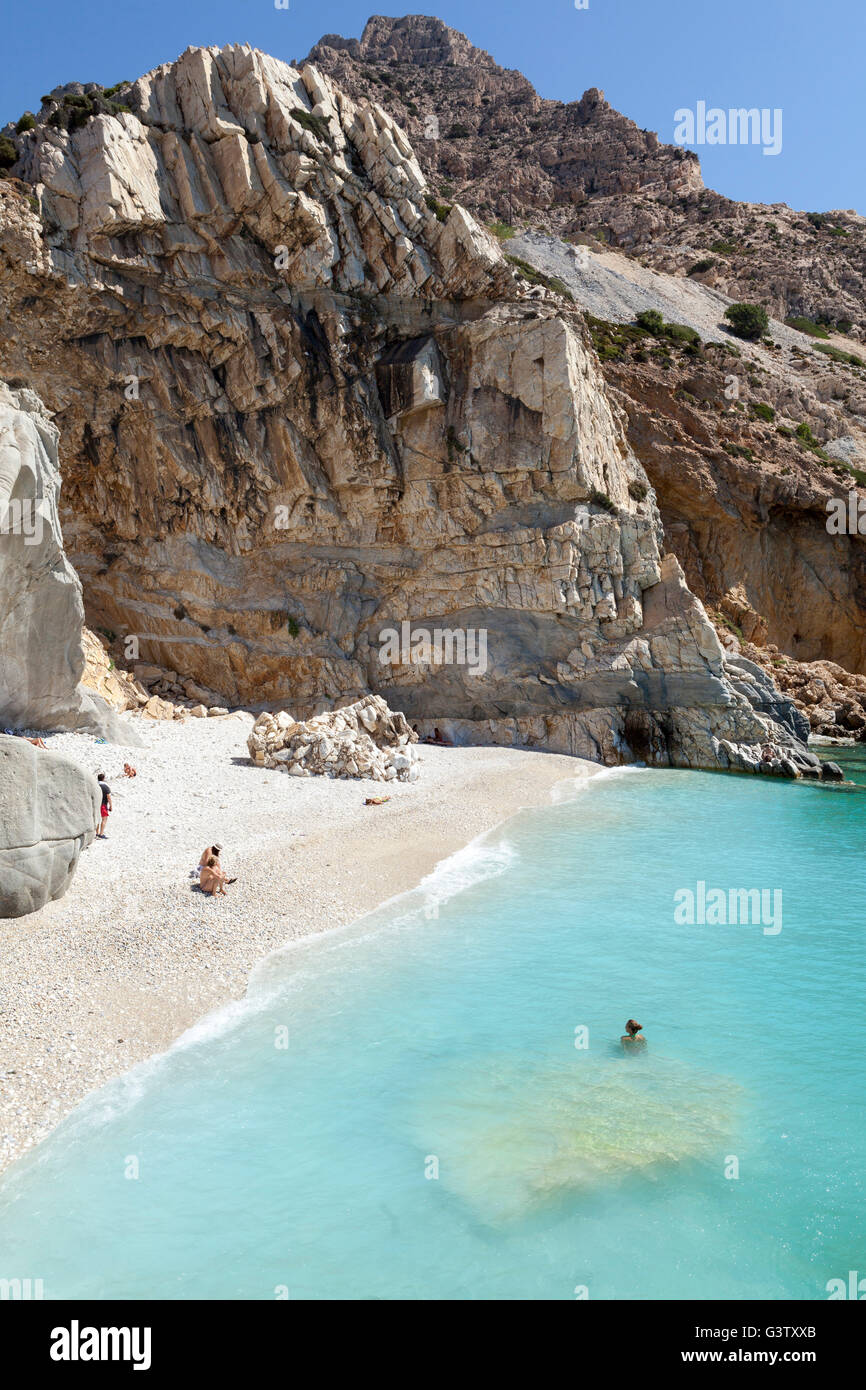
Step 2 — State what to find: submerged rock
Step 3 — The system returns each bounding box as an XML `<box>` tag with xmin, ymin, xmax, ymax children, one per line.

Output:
<box><xmin>410</xmin><ymin>1052</ymin><xmax>740</xmax><ymax>1225</ymax></box>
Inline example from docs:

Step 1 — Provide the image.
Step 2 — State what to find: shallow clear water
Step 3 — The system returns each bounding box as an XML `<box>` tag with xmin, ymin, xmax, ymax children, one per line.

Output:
<box><xmin>2</xmin><ymin>750</ymin><xmax>865</xmax><ymax>1300</ymax></box>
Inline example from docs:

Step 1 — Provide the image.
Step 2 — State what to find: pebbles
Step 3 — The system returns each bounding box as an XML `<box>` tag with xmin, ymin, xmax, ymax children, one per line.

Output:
<box><xmin>0</xmin><ymin>718</ymin><xmax>591</xmax><ymax>1174</ymax></box>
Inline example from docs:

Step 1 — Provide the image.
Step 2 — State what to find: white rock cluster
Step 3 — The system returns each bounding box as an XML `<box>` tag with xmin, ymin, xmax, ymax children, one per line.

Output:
<box><xmin>248</xmin><ymin>695</ymin><xmax>420</xmax><ymax>781</ymax></box>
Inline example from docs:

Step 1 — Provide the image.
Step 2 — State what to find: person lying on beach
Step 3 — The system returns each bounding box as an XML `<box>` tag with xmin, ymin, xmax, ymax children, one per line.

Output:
<box><xmin>621</xmin><ymin>1019</ymin><xmax>647</xmax><ymax>1053</ymax></box>
<box><xmin>197</xmin><ymin>845</ymin><xmax>237</xmax><ymax>885</ymax></box>
<box><xmin>199</xmin><ymin>856</ymin><xmax>229</xmax><ymax>896</ymax></box>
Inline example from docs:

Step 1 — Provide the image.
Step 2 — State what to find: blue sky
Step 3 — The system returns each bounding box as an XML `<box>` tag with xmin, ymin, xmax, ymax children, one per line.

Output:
<box><xmin>3</xmin><ymin>0</ymin><xmax>863</xmax><ymax>212</ymax></box>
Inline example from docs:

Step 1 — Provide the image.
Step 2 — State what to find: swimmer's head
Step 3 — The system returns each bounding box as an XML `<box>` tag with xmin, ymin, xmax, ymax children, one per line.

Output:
<box><xmin>625</xmin><ymin>1019</ymin><xmax>642</xmax><ymax>1036</ymax></box>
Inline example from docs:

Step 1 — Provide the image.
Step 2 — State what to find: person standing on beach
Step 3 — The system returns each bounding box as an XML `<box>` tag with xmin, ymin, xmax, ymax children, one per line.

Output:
<box><xmin>96</xmin><ymin>773</ymin><xmax>112</xmax><ymax>838</ymax></box>
<box><xmin>621</xmin><ymin>1019</ymin><xmax>646</xmax><ymax>1053</ymax></box>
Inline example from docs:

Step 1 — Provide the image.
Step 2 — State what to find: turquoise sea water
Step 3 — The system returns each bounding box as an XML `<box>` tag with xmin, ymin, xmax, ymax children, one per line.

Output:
<box><xmin>1</xmin><ymin>749</ymin><xmax>865</xmax><ymax>1300</ymax></box>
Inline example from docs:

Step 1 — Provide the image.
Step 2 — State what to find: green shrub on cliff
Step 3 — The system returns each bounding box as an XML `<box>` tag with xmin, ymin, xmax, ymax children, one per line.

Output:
<box><xmin>785</xmin><ymin>316</ymin><xmax>830</xmax><ymax>339</ymax></box>
<box><xmin>724</xmin><ymin>303</ymin><xmax>769</xmax><ymax>340</ymax></box>
<box><xmin>424</xmin><ymin>194</ymin><xmax>451</xmax><ymax>223</ymax></box>
<box><xmin>635</xmin><ymin>309</ymin><xmax>664</xmax><ymax>334</ymax></box>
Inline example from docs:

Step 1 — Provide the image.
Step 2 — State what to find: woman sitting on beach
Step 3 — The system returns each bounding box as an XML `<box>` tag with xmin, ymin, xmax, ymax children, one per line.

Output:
<box><xmin>199</xmin><ymin>843</ymin><xmax>222</xmax><ymax>873</ymax></box>
<box><xmin>197</xmin><ymin>844</ymin><xmax>237</xmax><ymax>888</ymax></box>
<box><xmin>199</xmin><ymin>855</ymin><xmax>228</xmax><ymax>897</ymax></box>
<box><xmin>621</xmin><ymin>1019</ymin><xmax>647</xmax><ymax>1053</ymax></box>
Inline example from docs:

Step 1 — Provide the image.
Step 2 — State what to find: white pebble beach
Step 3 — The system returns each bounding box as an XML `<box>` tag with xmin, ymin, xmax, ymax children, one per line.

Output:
<box><xmin>0</xmin><ymin>713</ymin><xmax>596</xmax><ymax>1173</ymax></box>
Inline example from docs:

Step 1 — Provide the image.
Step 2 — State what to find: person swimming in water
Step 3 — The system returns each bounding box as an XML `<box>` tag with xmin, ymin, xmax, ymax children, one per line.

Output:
<box><xmin>621</xmin><ymin>1019</ymin><xmax>647</xmax><ymax>1053</ymax></box>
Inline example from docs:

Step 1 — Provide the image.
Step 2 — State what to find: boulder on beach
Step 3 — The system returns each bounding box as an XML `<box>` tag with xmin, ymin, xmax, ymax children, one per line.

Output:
<box><xmin>0</xmin><ymin>735</ymin><xmax>100</xmax><ymax>918</ymax></box>
<box><xmin>247</xmin><ymin>694</ymin><xmax>420</xmax><ymax>782</ymax></box>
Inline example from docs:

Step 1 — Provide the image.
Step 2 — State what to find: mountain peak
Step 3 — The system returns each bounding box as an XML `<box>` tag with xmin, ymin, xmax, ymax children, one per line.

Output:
<box><xmin>309</xmin><ymin>13</ymin><xmax>499</xmax><ymax>70</ymax></box>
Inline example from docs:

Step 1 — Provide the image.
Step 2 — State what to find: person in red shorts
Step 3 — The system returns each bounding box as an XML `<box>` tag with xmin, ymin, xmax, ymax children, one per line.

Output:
<box><xmin>96</xmin><ymin>773</ymin><xmax>112</xmax><ymax>838</ymax></box>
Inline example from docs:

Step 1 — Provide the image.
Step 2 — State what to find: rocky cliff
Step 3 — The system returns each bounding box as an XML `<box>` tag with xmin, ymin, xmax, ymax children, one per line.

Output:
<box><xmin>305</xmin><ymin>15</ymin><xmax>866</xmax><ymax>336</ymax></box>
<box><xmin>502</xmin><ymin>230</ymin><xmax>866</xmax><ymax>675</ymax></box>
<box><xmin>0</xmin><ymin>381</ymin><xmax>130</xmax><ymax>734</ymax></box>
<box><xmin>302</xmin><ymin>16</ymin><xmax>866</xmax><ymax>688</ymax></box>
<box><xmin>0</xmin><ymin>42</ymin><xmax>817</xmax><ymax>768</ymax></box>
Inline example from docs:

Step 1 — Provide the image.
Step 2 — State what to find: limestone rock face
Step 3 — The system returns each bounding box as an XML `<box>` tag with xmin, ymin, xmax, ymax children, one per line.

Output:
<box><xmin>80</xmin><ymin>627</ymin><xmax>149</xmax><ymax>712</ymax></box>
<box><xmin>306</xmin><ymin>15</ymin><xmax>865</xmax><ymax>333</ymax></box>
<box><xmin>0</xmin><ymin>734</ymin><xmax>99</xmax><ymax>917</ymax></box>
<box><xmin>0</xmin><ymin>44</ymin><xmax>813</xmax><ymax>771</ymax></box>
<box><xmin>497</xmin><ymin>230</ymin><xmax>866</xmax><ymax>673</ymax></box>
<box><xmin>249</xmin><ymin>693</ymin><xmax>419</xmax><ymax>780</ymax></box>
<box><xmin>726</xmin><ymin>641</ymin><xmax>866</xmax><ymax>741</ymax></box>
<box><xmin>0</xmin><ymin>383</ymin><xmax>129</xmax><ymax>737</ymax></box>
<box><xmin>0</xmin><ymin>382</ymin><xmax>84</xmax><ymax>729</ymax></box>
<box><xmin>308</xmin><ymin>17</ymin><xmax>704</xmax><ymax>226</ymax></box>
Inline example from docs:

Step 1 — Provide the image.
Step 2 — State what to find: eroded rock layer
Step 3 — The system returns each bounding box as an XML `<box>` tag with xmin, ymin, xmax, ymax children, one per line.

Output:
<box><xmin>0</xmin><ymin>44</ymin><xmax>808</xmax><ymax>767</ymax></box>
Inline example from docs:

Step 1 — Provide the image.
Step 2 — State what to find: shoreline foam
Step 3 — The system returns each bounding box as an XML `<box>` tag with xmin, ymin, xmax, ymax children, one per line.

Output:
<box><xmin>0</xmin><ymin>714</ymin><xmax>597</xmax><ymax>1175</ymax></box>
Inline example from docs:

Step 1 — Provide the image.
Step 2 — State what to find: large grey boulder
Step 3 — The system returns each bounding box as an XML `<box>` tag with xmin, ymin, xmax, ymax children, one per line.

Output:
<box><xmin>0</xmin><ymin>382</ymin><xmax>135</xmax><ymax>741</ymax></box>
<box><xmin>0</xmin><ymin>735</ymin><xmax>99</xmax><ymax>917</ymax></box>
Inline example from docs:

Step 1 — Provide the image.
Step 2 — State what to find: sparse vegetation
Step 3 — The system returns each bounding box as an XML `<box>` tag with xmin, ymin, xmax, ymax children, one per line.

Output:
<box><xmin>814</xmin><ymin>343</ymin><xmax>864</xmax><ymax>368</ymax></box>
<box><xmin>589</xmin><ymin>488</ymin><xmax>617</xmax><ymax>513</ymax></box>
<box><xmin>628</xmin><ymin>480</ymin><xmax>648</xmax><ymax>502</ymax></box>
<box><xmin>290</xmin><ymin>108</ymin><xmax>335</xmax><ymax>147</ymax></box>
<box><xmin>586</xmin><ymin>316</ymin><xmax>648</xmax><ymax>362</ymax></box>
<box><xmin>504</xmin><ymin>254</ymin><xmax>574</xmax><ymax>301</ymax></box>
<box><xmin>785</xmin><ymin>315</ymin><xmax>830</xmax><ymax>339</ymax></box>
<box><xmin>664</xmin><ymin>322</ymin><xmax>701</xmax><ymax>347</ymax></box>
<box><xmin>15</xmin><ymin>113</ymin><xmax>35</xmax><ymax>133</ymax></box>
<box><xmin>687</xmin><ymin>258</ymin><xmax>715</xmax><ymax>276</ymax></box>
<box><xmin>424</xmin><ymin>193</ymin><xmax>451</xmax><ymax>223</ymax></box>
<box><xmin>487</xmin><ymin>221</ymin><xmax>514</xmax><ymax>241</ymax></box>
<box><xmin>722</xmin><ymin>441</ymin><xmax>755</xmax><ymax>461</ymax></box>
<box><xmin>749</xmin><ymin>402</ymin><xmax>775</xmax><ymax>423</ymax></box>
<box><xmin>635</xmin><ymin>309</ymin><xmax>664</xmax><ymax>334</ymax></box>
<box><xmin>0</xmin><ymin>135</ymin><xmax>17</xmax><ymax>169</ymax></box>
<box><xmin>724</xmin><ymin>302</ymin><xmax>769</xmax><ymax>341</ymax></box>
<box><xmin>633</xmin><ymin>310</ymin><xmax>700</xmax><ymax>349</ymax></box>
